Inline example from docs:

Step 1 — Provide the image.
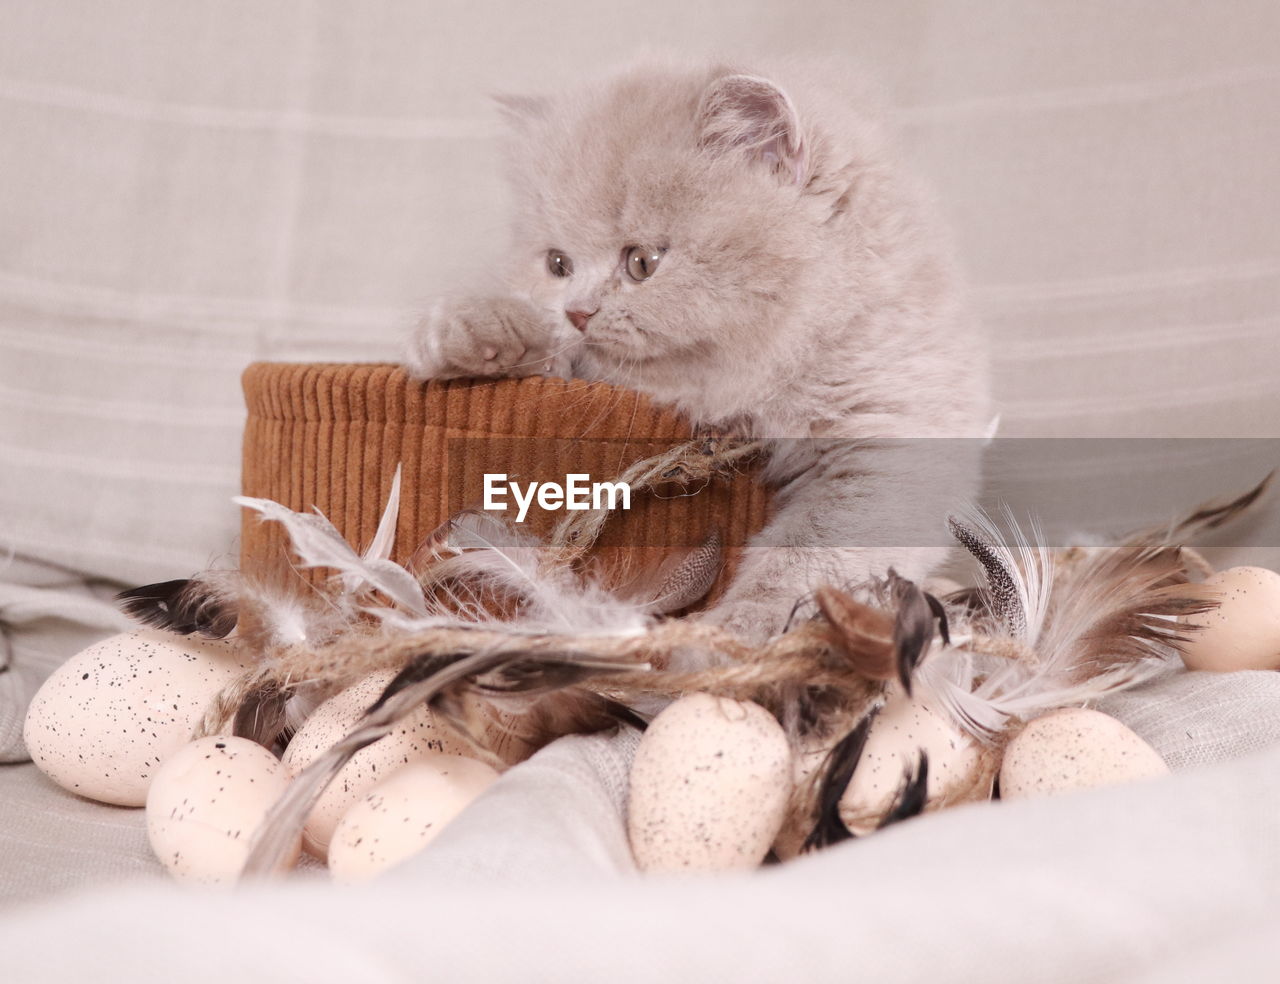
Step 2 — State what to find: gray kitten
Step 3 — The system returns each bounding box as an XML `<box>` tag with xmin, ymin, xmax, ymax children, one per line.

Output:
<box><xmin>406</xmin><ymin>58</ymin><xmax>990</xmax><ymax>649</ymax></box>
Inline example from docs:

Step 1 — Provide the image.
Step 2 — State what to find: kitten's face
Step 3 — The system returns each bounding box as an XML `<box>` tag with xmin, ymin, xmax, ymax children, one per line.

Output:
<box><xmin>501</xmin><ymin>69</ymin><xmax>819</xmax><ymax>382</ymax></box>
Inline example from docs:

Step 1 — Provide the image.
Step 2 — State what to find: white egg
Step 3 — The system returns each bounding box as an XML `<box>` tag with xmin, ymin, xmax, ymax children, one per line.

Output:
<box><xmin>146</xmin><ymin>735</ymin><xmax>299</xmax><ymax>885</ymax></box>
<box><xmin>282</xmin><ymin>669</ymin><xmax>472</xmax><ymax>859</ymax></box>
<box><xmin>24</xmin><ymin>630</ymin><xmax>252</xmax><ymax>806</ymax></box>
<box><xmin>627</xmin><ymin>693</ymin><xmax>792</xmax><ymax>873</ymax></box>
<box><xmin>327</xmin><ymin>754</ymin><xmax>500</xmax><ymax>883</ymax></box>
<box><xmin>1181</xmin><ymin>566</ymin><xmax>1280</xmax><ymax>672</ymax></box>
<box><xmin>838</xmin><ymin>690</ymin><xmax>987</xmax><ymax>834</ymax></box>
<box><xmin>1000</xmin><ymin>707</ymin><xmax>1169</xmax><ymax>800</ymax></box>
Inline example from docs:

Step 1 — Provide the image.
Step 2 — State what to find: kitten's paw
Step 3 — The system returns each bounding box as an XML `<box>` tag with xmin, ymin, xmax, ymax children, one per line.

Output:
<box><xmin>406</xmin><ymin>296</ymin><xmax>572</xmax><ymax>380</ymax></box>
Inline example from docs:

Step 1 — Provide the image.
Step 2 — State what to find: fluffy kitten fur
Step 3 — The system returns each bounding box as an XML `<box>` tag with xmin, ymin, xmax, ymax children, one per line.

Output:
<box><xmin>406</xmin><ymin>57</ymin><xmax>990</xmax><ymax>648</ymax></box>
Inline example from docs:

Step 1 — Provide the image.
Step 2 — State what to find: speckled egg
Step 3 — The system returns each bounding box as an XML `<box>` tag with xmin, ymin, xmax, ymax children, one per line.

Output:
<box><xmin>1181</xmin><ymin>566</ymin><xmax>1280</xmax><ymax>672</ymax></box>
<box><xmin>627</xmin><ymin>693</ymin><xmax>792</xmax><ymax>873</ymax></box>
<box><xmin>146</xmin><ymin>735</ymin><xmax>299</xmax><ymax>884</ymax></box>
<box><xmin>327</xmin><ymin>754</ymin><xmax>500</xmax><ymax>883</ymax></box>
<box><xmin>282</xmin><ymin>669</ymin><xmax>472</xmax><ymax>859</ymax></box>
<box><xmin>23</xmin><ymin>630</ymin><xmax>252</xmax><ymax>806</ymax></box>
<box><xmin>838</xmin><ymin>690</ymin><xmax>987</xmax><ymax>834</ymax></box>
<box><xmin>1000</xmin><ymin>707</ymin><xmax>1169</xmax><ymax>800</ymax></box>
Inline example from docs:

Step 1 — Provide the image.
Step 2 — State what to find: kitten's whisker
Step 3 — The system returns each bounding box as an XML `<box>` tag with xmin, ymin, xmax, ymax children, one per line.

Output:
<box><xmin>505</xmin><ymin>336</ymin><xmax>581</xmax><ymax>374</ymax></box>
<box><xmin>567</xmin><ymin>348</ymin><xmax>637</xmax><ymax>441</ymax></box>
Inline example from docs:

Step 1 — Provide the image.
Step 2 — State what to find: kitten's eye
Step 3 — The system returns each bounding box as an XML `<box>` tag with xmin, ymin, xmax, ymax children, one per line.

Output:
<box><xmin>547</xmin><ymin>250</ymin><xmax>573</xmax><ymax>278</ymax></box>
<box><xmin>625</xmin><ymin>245</ymin><xmax>663</xmax><ymax>282</ymax></box>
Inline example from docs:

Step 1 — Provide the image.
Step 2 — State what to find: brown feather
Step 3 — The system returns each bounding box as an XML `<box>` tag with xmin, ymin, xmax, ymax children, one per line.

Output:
<box><xmin>635</xmin><ymin>528</ymin><xmax>724</xmax><ymax>614</ymax></box>
<box><xmin>1042</xmin><ymin>477</ymin><xmax>1273</xmax><ymax>674</ymax></box>
<box><xmin>1160</xmin><ymin>470</ymin><xmax>1273</xmax><ymax>541</ymax></box>
<box><xmin>887</xmin><ymin>572</ymin><xmax>948</xmax><ymax>694</ymax></box>
<box><xmin>243</xmin><ymin>644</ymin><xmax>647</xmax><ymax>878</ymax></box>
<box><xmin>1041</xmin><ymin>545</ymin><xmax>1220</xmax><ymax>676</ymax></box>
<box><xmin>814</xmin><ymin>585</ymin><xmax>896</xmax><ymax>680</ymax></box>
<box><xmin>116</xmin><ymin>573</ymin><xmax>241</xmax><ymax>639</ymax></box>
<box><xmin>230</xmin><ymin>680</ymin><xmax>290</xmax><ymax>746</ymax></box>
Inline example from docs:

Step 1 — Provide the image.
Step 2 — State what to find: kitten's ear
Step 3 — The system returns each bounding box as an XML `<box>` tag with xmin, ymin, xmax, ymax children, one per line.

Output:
<box><xmin>698</xmin><ymin>74</ymin><xmax>807</xmax><ymax>185</ymax></box>
<box><xmin>492</xmin><ymin>93</ymin><xmax>551</xmax><ymax>128</ymax></box>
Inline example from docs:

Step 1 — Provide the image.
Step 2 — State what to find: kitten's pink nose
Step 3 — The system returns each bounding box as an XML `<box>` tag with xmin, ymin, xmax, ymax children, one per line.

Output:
<box><xmin>566</xmin><ymin>307</ymin><xmax>597</xmax><ymax>332</ymax></box>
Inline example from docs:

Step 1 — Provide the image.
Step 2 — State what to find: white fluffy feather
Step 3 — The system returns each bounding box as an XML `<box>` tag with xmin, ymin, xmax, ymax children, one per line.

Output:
<box><xmin>234</xmin><ymin>484</ymin><xmax>426</xmax><ymax>616</ymax></box>
<box><xmin>239</xmin><ymin>479</ymin><xmax>648</xmax><ymax>640</ymax></box>
<box><xmin>920</xmin><ymin>511</ymin><xmax>1176</xmax><ymax>742</ymax></box>
<box><xmin>414</xmin><ymin>511</ymin><xmax>649</xmax><ymax>636</ymax></box>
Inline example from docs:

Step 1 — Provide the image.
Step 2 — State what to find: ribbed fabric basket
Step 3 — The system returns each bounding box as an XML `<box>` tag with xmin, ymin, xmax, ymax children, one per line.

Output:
<box><xmin>239</xmin><ymin>363</ymin><xmax>771</xmax><ymax>607</ymax></box>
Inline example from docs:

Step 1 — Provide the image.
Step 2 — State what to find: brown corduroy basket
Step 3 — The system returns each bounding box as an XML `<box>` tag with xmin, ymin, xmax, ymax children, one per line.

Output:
<box><xmin>239</xmin><ymin>363</ymin><xmax>772</xmax><ymax>608</ymax></box>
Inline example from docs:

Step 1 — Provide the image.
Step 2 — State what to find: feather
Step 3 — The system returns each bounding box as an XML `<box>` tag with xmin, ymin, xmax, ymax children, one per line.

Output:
<box><xmin>438</xmin><ymin>689</ymin><xmax>648</xmax><ymax>764</ymax></box>
<box><xmin>338</xmin><ymin>464</ymin><xmax>402</xmax><ymax>595</ymax></box>
<box><xmin>1125</xmin><ymin>469</ymin><xmax>1273</xmax><ymax>547</ymax></box>
<box><xmin>625</xmin><ymin>528</ymin><xmax>724</xmax><ymax>615</ymax></box>
<box><xmin>405</xmin><ymin>510</ymin><xmax>470</xmax><ymax>572</ymax></box>
<box><xmin>116</xmin><ymin>573</ymin><xmax>241</xmax><ymax>639</ymax></box>
<box><xmin>231</xmin><ymin>680</ymin><xmax>290</xmax><ymax>746</ymax></box>
<box><xmin>367</xmin><ymin>465</ymin><xmax>403</xmax><ymax>564</ymax></box>
<box><xmin>945</xmin><ymin>517</ymin><xmax>1024</xmax><ymax>637</ymax></box>
<box><xmin>414</xmin><ymin>511</ymin><xmax>552</xmax><ymax>618</ymax></box>
<box><xmin>598</xmin><ymin>697</ymin><xmax>650</xmax><ymax>733</ymax></box>
<box><xmin>925</xmin><ymin>593</ymin><xmax>951</xmax><ymax>645</ymax></box>
<box><xmin>887</xmin><ymin>572</ymin><xmax>948</xmax><ymax>695</ymax></box>
<box><xmin>975</xmin><ymin>662</ymin><xmax>1162</xmax><ymax>729</ymax></box>
<box><xmin>814</xmin><ymin>585</ymin><xmax>896</xmax><ymax>680</ymax></box>
<box><xmin>939</xmin><ymin>585</ymin><xmax>986</xmax><ymax>614</ymax></box>
<box><xmin>511</xmin><ymin>693</ymin><xmax>648</xmax><ymax>737</ymax></box>
<box><xmin>233</xmin><ymin>494</ymin><xmax>427</xmax><ymax>615</ymax></box>
<box><xmin>876</xmin><ymin>752</ymin><xmax>930</xmax><ymax>830</ymax></box>
<box><xmin>231</xmin><ymin>581</ymin><xmax>323</xmax><ymax>651</ymax></box>
<box><xmin>910</xmin><ymin>645</ymin><xmax>1004</xmax><ymax>737</ymax></box>
<box><xmin>116</xmin><ymin>567</ymin><xmax>345</xmax><ymax>656</ymax></box>
<box><xmin>947</xmin><ymin>508</ymin><xmax>1053</xmax><ymax>644</ymax></box>
<box><xmin>281</xmin><ymin>689</ymin><xmax>321</xmax><ymax>739</ymax></box>
<box><xmin>242</xmin><ymin>643</ymin><xmax>646</xmax><ymax>878</ymax></box>
<box><xmin>1034</xmin><ymin>547</ymin><xmax>1218</xmax><ymax>675</ymax></box>
<box><xmin>813</xmin><ymin>577</ymin><xmax>947</xmax><ymax>695</ymax></box>
<box><xmin>243</xmin><ymin>727</ymin><xmax>385</xmax><ymax>878</ymax></box>
<box><xmin>926</xmin><ymin>485</ymin><xmax>1255</xmax><ymax>741</ymax></box>
<box><xmin>1038</xmin><ymin>473</ymin><xmax>1273</xmax><ymax>663</ymax></box>
<box><xmin>801</xmin><ymin>709</ymin><xmax>879</xmax><ymax>852</ymax></box>
<box><xmin>412</xmin><ymin>511</ymin><xmax>650</xmax><ymax>635</ymax></box>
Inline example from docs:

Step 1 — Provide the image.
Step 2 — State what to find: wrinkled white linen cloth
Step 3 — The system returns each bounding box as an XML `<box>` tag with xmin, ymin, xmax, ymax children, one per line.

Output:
<box><xmin>4</xmin><ymin>669</ymin><xmax>1280</xmax><ymax>982</ymax></box>
<box><xmin>0</xmin><ymin>554</ymin><xmax>131</xmax><ymax>761</ymax></box>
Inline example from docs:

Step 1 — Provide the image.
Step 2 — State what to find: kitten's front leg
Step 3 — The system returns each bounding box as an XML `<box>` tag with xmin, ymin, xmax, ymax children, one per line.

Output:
<box><xmin>702</xmin><ymin>436</ymin><xmax>979</xmax><ymax>649</ymax></box>
<box><xmin>705</xmin><ymin>544</ymin><xmax>945</xmax><ymax>646</ymax></box>
<box><xmin>406</xmin><ymin>295</ymin><xmax>576</xmax><ymax>380</ymax></box>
